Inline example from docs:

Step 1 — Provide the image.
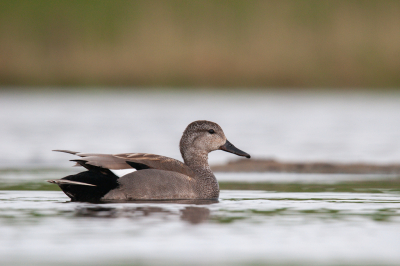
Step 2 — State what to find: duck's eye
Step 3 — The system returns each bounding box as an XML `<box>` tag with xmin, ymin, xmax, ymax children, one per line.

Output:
<box><xmin>208</xmin><ymin>129</ymin><xmax>215</xmax><ymax>134</ymax></box>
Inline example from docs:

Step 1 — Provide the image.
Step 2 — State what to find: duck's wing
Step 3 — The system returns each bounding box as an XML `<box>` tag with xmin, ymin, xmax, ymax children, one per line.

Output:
<box><xmin>53</xmin><ymin>150</ymin><xmax>194</xmax><ymax>177</ymax></box>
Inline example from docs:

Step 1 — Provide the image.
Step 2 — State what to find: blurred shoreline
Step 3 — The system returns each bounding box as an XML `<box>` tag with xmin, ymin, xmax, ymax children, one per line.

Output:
<box><xmin>212</xmin><ymin>159</ymin><xmax>400</xmax><ymax>174</ymax></box>
<box><xmin>3</xmin><ymin>86</ymin><xmax>400</xmax><ymax>93</ymax></box>
<box><xmin>1</xmin><ymin>1</ymin><xmax>400</xmax><ymax>88</ymax></box>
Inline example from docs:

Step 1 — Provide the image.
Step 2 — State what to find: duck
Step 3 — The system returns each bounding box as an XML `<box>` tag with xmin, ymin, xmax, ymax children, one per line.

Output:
<box><xmin>48</xmin><ymin>120</ymin><xmax>250</xmax><ymax>202</ymax></box>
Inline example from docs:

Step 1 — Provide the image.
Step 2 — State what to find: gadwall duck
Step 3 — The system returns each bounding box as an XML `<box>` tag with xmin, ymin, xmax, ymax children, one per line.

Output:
<box><xmin>48</xmin><ymin>120</ymin><xmax>250</xmax><ymax>202</ymax></box>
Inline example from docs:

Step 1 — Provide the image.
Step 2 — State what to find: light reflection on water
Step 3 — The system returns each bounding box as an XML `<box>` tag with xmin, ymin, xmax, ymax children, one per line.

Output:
<box><xmin>1</xmin><ymin>90</ymin><xmax>400</xmax><ymax>167</ymax></box>
<box><xmin>1</xmin><ymin>89</ymin><xmax>400</xmax><ymax>265</ymax></box>
<box><xmin>1</xmin><ymin>190</ymin><xmax>400</xmax><ymax>266</ymax></box>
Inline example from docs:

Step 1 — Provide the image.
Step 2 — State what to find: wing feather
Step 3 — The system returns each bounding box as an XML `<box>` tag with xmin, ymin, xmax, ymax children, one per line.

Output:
<box><xmin>54</xmin><ymin>150</ymin><xmax>193</xmax><ymax>177</ymax></box>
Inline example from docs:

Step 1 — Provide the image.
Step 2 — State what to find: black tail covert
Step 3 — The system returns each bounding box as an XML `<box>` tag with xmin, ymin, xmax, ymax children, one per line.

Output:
<box><xmin>58</xmin><ymin>168</ymin><xmax>119</xmax><ymax>202</ymax></box>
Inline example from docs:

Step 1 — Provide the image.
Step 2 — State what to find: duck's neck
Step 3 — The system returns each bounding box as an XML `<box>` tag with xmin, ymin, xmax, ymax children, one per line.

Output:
<box><xmin>182</xmin><ymin>150</ymin><xmax>215</xmax><ymax>179</ymax></box>
<box><xmin>181</xmin><ymin>148</ymin><xmax>220</xmax><ymax>199</ymax></box>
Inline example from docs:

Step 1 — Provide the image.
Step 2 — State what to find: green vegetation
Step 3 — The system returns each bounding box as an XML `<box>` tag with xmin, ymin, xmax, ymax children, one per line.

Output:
<box><xmin>1</xmin><ymin>0</ymin><xmax>400</xmax><ymax>88</ymax></box>
<box><xmin>220</xmin><ymin>180</ymin><xmax>400</xmax><ymax>193</ymax></box>
<box><xmin>213</xmin><ymin>207</ymin><xmax>400</xmax><ymax>223</ymax></box>
<box><xmin>0</xmin><ymin>182</ymin><xmax>60</xmax><ymax>191</ymax></box>
<box><xmin>2</xmin><ymin>179</ymin><xmax>400</xmax><ymax>194</ymax></box>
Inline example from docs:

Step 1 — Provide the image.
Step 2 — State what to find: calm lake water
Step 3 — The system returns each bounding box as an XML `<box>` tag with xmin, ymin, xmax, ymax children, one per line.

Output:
<box><xmin>1</xmin><ymin>169</ymin><xmax>400</xmax><ymax>266</ymax></box>
<box><xmin>1</xmin><ymin>90</ymin><xmax>400</xmax><ymax>265</ymax></box>
<box><xmin>1</xmin><ymin>187</ymin><xmax>400</xmax><ymax>266</ymax></box>
<box><xmin>1</xmin><ymin>90</ymin><xmax>400</xmax><ymax>167</ymax></box>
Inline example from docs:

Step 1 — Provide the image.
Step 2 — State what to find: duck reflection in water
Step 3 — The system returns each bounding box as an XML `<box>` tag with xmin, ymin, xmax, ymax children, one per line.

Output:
<box><xmin>75</xmin><ymin>205</ymin><xmax>211</xmax><ymax>225</ymax></box>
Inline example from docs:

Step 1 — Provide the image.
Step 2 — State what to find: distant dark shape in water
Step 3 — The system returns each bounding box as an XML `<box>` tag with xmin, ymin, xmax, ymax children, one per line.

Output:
<box><xmin>48</xmin><ymin>120</ymin><xmax>250</xmax><ymax>202</ymax></box>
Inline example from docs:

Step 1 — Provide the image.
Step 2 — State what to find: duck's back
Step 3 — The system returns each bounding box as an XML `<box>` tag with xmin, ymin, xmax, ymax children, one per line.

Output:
<box><xmin>103</xmin><ymin>169</ymin><xmax>199</xmax><ymax>200</ymax></box>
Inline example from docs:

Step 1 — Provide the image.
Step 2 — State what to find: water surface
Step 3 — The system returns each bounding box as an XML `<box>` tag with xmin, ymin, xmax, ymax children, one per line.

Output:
<box><xmin>1</xmin><ymin>189</ymin><xmax>400</xmax><ymax>266</ymax></box>
<box><xmin>1</xmin><ymin>170</ymin><xmax>400</xmax><ymax>266</ymax></box>
<box><xmin>2</xmin><ymin>90</ymin><xmax>400</xmax><ymax>265</ymax></box>
<box><xmin>1</xmin><ymin>90</ymin><xmax>400</xmax><ymax>167</ymax></box>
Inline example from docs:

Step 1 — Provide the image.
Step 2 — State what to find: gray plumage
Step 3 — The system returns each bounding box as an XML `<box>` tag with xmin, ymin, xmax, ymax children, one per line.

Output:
<box><xmin>48</xmin><ymin>120</ymin><xmax>250</xmax><ymax>201</ymax></box>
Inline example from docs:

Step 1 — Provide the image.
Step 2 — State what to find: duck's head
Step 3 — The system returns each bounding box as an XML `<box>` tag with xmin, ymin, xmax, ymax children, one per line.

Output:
<box><xmin>180</xmin><ymin>120</ymin><xmax>250</xmax><ymax>163</ymax></box>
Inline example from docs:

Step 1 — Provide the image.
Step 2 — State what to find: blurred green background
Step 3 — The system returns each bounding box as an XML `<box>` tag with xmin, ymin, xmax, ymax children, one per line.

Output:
<box><xmin>1</xmin><ymin>0</ymin><xmax>400</xmax><ymax>88</ymax></box>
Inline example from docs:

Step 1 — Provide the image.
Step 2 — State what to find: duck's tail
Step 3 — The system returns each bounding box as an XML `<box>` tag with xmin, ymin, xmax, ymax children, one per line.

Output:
<box><xmin>47</xmin><ymin>179</ymin><xmax>96</xmax><ymax>186</ymax></box>
<box><xmin>48</xmin><ymin>163</ymin><xmax>119</xmax><ymax>202</ymax></box>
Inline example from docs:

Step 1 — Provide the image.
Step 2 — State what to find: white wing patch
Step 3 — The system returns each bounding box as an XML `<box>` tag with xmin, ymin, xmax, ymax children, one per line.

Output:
<box><xmin>111</xmin><ymin>169</ymin><xmax>137</xmax><ymax>177</ymax></box>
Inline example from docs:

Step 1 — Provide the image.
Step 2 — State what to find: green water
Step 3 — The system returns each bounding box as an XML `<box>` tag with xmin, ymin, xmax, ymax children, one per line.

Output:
<box><xmin>2</xmin><ymin>168</ymin><xmax>399</xmax><ymax>193</ymax></box>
